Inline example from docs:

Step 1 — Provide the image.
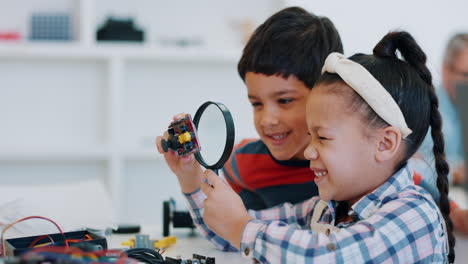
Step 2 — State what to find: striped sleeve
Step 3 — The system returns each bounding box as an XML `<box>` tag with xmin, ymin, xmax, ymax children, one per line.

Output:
<box><xmin>250</xmin><ymin>196</ymin><xmax>320</xmax><ymax>225</ymax></box>
<box><xmin>183</xmin><ymin>190</ymin><xmax>320</xmax><ymax>252</ymax></box>
<box><xmin>184</xmin><ymin>188</ymin><xmax>238</xmax><ymax>251</ymax></box>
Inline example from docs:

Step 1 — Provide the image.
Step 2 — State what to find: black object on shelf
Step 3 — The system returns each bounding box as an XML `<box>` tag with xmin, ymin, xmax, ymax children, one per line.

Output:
<box><xmin>96</xmin><ymin>17</ymin><xmax>144</xmax><ymax>42</ymax></box>
<box><xmin>163</xmin><ymin>198</ymin><xmax>195</xmax><ymax>237</ymax></box>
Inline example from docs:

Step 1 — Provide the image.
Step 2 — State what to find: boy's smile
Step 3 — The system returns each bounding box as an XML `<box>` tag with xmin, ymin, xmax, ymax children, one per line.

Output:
<box><xmin>245</xmin><ymin>72</ymin><xmax>311</xmax><ymax>160</ymax></box>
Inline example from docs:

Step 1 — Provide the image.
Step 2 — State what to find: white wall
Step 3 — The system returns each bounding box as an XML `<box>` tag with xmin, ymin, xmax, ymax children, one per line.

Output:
<box><xmin>288</xmin><ymin>0</ymin><xmax>468</xmax><ymax>84</ymax></box>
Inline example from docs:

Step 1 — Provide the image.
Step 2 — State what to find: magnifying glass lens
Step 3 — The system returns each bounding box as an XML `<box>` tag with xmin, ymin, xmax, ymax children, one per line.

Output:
<box><xmin>196</xmin><ymin>105</ymin><xmax>227</xmax><ymax>165</ymax></box>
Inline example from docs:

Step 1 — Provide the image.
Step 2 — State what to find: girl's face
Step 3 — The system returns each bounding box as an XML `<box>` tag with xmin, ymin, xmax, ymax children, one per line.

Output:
<box><xmin>246</xmin><ymin>72</ymin><xmax>311</xmax><ymax>160</ymax></box>
<box><xmin>304</xmin><ymin>83</ymin><xmax>381</xmax><ymax>204</ymax></box>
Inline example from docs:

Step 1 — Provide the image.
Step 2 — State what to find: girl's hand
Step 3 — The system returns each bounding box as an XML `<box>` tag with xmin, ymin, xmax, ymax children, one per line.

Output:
<box><xmin>201</xmin><ymin>170</ymin><xmax>253</xmax><ymax>249</ymax></box>
<box><xmin>155</xmin><ymin>114</ymin><xmax>203</xmax><ymax>194</ymax></box>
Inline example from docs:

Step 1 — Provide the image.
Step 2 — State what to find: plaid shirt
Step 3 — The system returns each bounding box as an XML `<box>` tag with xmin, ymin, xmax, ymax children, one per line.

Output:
<box><xmin>185</xmin><ymin>166</ymin><xmax>448</xmax><ymax>263</ymax></box>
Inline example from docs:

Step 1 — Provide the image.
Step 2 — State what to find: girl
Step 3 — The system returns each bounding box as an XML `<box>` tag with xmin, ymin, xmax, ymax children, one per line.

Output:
<box><xmin>173</xmin><ymin>31</ymin><xmax>454</xmax><ymax>263</ymax></box>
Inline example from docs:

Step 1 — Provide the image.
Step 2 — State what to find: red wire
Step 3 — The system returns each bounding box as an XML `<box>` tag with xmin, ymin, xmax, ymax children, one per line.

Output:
<box><xmin>1</xmin><ymin>216</ymin><xmax>68</xmax><ymax>256</ymax></box>
<box><xmin>28</xmin><ymin>234</ymin><xmax>55</xmax><ymax>248</ymax></box>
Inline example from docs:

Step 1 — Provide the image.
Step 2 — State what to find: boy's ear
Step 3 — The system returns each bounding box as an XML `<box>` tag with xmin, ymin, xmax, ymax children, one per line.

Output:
<box><xmin>375</xmin><ymin>126</ymin><xmax>402</xmax><ymax>162</ymax></box>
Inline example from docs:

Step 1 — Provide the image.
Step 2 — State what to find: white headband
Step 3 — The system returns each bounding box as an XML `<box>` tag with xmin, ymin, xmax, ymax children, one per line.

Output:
<box><xmin>321</xmin><ymin>52</ymin><xmax>412</xmax><ymax>138</ymax></box>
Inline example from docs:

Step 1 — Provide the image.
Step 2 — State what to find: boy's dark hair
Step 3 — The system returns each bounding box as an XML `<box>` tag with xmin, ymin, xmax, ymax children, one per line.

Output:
<box><xmin>237</xmin><ymin>6</ymin><xmax>343</xmax><ymax>88</ymax></box>
<box><xmin>317</xmin><ymin>31</ymin><xmax>455</xmax><ymax>263</ymax></box>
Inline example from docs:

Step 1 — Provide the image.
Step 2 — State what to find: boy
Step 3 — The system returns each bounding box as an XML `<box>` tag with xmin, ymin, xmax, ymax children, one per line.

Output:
<box><xmin>157</xmin><ymin>7</ymin><xmax>343</xmax><ymax>210</ymax></box>
<box><xmin>223</xmin><ymin>7</ymin><xmax>343</xmax><ymax>209</ymax></box>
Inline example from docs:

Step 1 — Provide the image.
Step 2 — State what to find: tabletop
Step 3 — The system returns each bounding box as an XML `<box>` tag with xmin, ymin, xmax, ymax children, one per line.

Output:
<box><xmin>107</xmin><ymin>227</ymin><xmax>247</xmax><ymax>264</ymax></box>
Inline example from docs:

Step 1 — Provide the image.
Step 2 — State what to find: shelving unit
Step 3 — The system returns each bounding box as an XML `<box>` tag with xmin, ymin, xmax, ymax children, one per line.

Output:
<box><xmin>0</xmin><ymin>0</ymin><xmax>283</xmax><ymax>225</ymax></box>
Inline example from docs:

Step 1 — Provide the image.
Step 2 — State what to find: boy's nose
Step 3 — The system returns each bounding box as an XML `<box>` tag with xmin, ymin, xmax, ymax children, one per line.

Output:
<box><xmin>260</xmin><ymin>110</ymin><xmax>280</xmax><ymax>127</ymax></box>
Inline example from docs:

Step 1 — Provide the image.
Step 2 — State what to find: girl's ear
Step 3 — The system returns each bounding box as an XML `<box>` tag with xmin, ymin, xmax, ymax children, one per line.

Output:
<box><xmin>375</xmin><ymin>126</ymin><xmax>402</xmax><ymax>162</ymax></box>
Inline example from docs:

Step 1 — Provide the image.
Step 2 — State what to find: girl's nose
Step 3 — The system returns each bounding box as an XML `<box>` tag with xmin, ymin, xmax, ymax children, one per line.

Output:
<box><xmin>304</xmin><ymin>143</ymin><xmax>318</xmax><ymax>160</ymax></box>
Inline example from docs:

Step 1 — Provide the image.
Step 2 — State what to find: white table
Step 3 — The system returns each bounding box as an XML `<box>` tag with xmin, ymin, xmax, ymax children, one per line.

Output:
<box><xmin>107</xmin><ymin>227</ymin><xmax>247</xmax><ymax>264</ymax></box>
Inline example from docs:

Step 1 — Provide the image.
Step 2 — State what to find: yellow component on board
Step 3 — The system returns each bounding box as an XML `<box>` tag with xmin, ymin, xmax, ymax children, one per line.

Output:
<box><xmin>121</xmin><ymin>238</ymin><xmax>135</xmax><ymax>247</ymax></box>
<box><xmin>153</xmin><ymin>236</ymin><xmax>177</xmax><ymax>248</ymax></box>
<box><xmin>178</xmin><ymin>132</ymin><xmax>192</xmax><ymax>144</ymax></box>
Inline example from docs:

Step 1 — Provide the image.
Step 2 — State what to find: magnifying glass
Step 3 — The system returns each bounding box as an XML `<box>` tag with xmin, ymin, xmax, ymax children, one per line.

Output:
<box><xmin>160</xmin><ymin>101</ymin><xmax>235</xmax><ymax>237</ymax></box>
<box><xmin>193</xmin><ymin>101</ymin><xmax>235</xmax><ymax>174</ymax></box>
<box><xmin>161</xmin><ymin>101</ymin><xmax>235</xmax><ymax>174</ymax></box>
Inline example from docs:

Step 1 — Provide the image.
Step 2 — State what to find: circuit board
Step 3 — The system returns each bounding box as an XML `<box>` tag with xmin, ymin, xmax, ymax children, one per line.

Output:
<box><xmin>166</xmin><ymin>114</ymin><xmax>201</xmax><ymax>156</ymax></box>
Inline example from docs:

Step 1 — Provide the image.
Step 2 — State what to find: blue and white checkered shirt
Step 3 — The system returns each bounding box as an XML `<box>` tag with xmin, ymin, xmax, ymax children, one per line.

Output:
<box><xmin>185</xmin><ymin>166</ymin><xmax>448</xmax><ymax>263</ymax></box>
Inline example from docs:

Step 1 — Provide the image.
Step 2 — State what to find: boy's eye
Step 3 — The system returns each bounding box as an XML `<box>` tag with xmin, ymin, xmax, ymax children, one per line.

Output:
<box><xmin>251</xmin><ymin>102</ymin><xmax>262</xmax><ymax>107</ymax></box>
<box><xmin>319</xmin><ymin>136</ymin><xmax>328</xmax><ymax>140</ymax></box>
<box><xmin>278</xmin><ymin>98</ymin><xmax>293</xmax><ymax>104</ymax></box>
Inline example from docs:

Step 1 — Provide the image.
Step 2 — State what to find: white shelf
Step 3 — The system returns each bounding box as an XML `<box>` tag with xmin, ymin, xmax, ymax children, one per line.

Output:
<box><xmin>0</xmin><ymin>43</ymin><xmax>109</xmax><ymax>60</ymax></box>
<box><xmin>0</xmin><ymin>0</ymin><xmax>282</xmax><ymax>226</ymax></box>
<box><xmin>0</xmin><ymin>43</ymin><xmax>241</xmax><ymax>63</ymax></box>
<box><xmin>0</xmin><ymin>148</ymin><xmax>110</xmax><ymax>161</ymax></box>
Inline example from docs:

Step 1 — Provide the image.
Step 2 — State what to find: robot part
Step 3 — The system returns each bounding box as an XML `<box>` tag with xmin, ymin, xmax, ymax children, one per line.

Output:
<box><xmin>161</xmin><ymin>114</ymin><xmax>201</xmax><ymax>156</ymax></box>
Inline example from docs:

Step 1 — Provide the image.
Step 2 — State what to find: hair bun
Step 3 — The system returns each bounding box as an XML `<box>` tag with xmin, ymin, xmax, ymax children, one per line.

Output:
<box><xmin>374</xmin><ymin>31</ymin><xmax>432</xmax><ymax>85</ymax></box>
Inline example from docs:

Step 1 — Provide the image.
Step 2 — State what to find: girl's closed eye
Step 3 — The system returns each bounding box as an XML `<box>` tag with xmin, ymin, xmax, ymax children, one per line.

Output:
<box><xmin>278</xmin><ymin>98</ymin><xmax>293</xmax><ymax>104</ymax></box>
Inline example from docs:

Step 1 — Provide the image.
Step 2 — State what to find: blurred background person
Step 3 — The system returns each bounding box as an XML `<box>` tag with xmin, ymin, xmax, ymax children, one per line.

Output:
<box><xmin>411</xmin><ymin>32</ymin><xmax>468</xmax><ymax>235</ymax></box>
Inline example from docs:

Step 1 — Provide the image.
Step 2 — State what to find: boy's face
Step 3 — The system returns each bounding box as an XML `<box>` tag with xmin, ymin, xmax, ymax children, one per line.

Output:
<box><xmin>245</xmin><ymin>72</ymin><xmax>310</xmax><ymax>160</ymax></box>
<box><xmin>304</xmin><ymin>84</ymin><xmax>380</xmax><ymax>204</ymax></box>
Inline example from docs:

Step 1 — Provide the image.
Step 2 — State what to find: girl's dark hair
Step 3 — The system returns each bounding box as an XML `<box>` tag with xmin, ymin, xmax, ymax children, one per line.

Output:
<box><xmin>237</xmin><ymin>6</ymin><xmax>343</xmax><ymax>88</ymax></box>
<box><xmin>316</xmin><ymin>31</ymin><xmax>455</xmax><ymax>262</ymax></box>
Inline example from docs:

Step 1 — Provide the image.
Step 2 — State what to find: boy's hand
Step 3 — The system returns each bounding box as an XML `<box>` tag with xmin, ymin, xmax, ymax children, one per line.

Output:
<box><xmin>201</xmin><ymin>170</ymin><xmax>253</xmax><ymax>249</ymax></box>
<box><xmin>155</xmin><ymin>114</ymin><xmax>203</xmax><ymax>194</ymax></box>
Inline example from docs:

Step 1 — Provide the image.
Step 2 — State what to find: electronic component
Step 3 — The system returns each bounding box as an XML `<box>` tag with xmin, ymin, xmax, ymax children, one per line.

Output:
<box><xmin>4</xmin><ymin>230</ymin><xmax>107</xmax><ymax>257</ymax></box>
<box><xmin>112</xmin><ymin>224</ymin><xmax>141</xmax><ymax>234</ymax></box>
<box><xmin>163</xmin><ymin>198</ymin><xmax>195</xmax><ymax>237</ymax></box>
<box><xmin>161</xmin><ymin>114</ymin><xmax>201</xmax><ymax>157</ymax></box>
<box><xmin>121</xmin><ymin>235</ymin><xmax>177</xmax><ymax>249</ymax></box>
<box><xmin>164</xmin><ymin>254</ymin><xmax>215</xmax><ymax>264</ymax></box>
